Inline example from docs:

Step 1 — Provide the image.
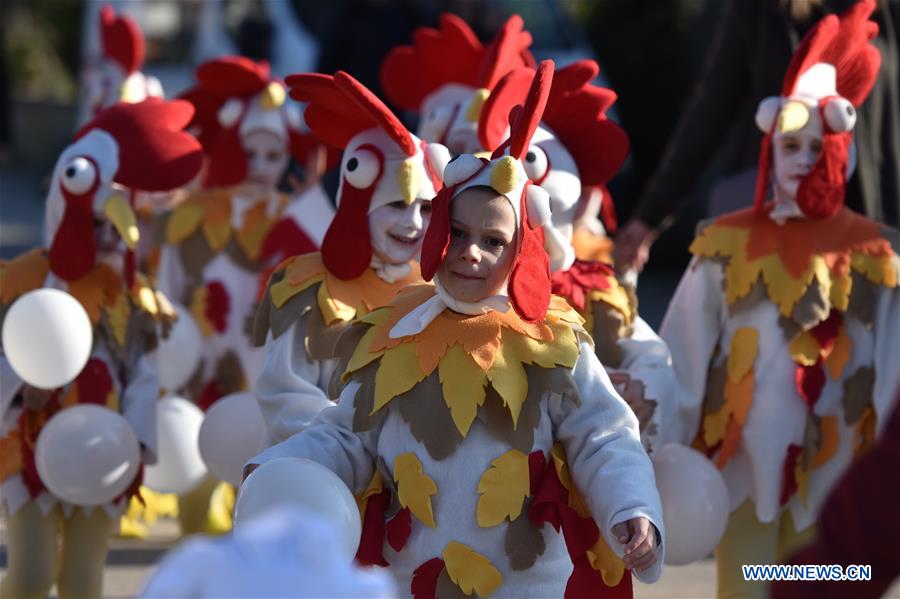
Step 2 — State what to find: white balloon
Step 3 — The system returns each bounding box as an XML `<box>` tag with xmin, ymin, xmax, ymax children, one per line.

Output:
<box><xmin>157</xmin><ymin>304</ymin><xmax>201</xmax><ymax>392</ymax></box>
<box><xmin>199</xmin><ymin>392</ymin><xmax>265</xmax><ymax>486</ymax></box>
<box><xmin>235</xmin><ymin>458</ymin><xmax>361</xmax><ymax>561</ymax></box>
<box><xmin>2</xmin><ymin>289</ymin><xmax>93</xmax><ymax>389</ymax></box>
<box><xmin>144</xmin><ymin>396</ymin><xmax>208</xmax><ymax>494</ymax></box>
<box><xmin>35</xmin><ymin>404</ymin><xmax>140</xmax><ymax>506</ymax></box>
<box><xmin>653</xmin><ymin>443</ymin><xmax>730</xmax><ymax>565</ymax></box>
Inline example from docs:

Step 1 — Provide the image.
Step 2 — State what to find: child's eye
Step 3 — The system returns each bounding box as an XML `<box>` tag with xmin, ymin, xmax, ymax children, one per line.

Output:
<box><xmin>810</xmin><ymin>140</ymin><xmax>823</xmax><ymax>154</ymax></box>
<box><xmin>486</xmin><ymin>237</ymin><xmax>505</xmax><ymax>248</ymax></box>
<box><xmin>782</xmin><ymin>139</ymin><xmax>800</xmax><ymax>152</ymax></box>
<box><xmin>420</xmin><ymin>201</ymin><xmax>432</xmax><ymax>214</ymax></box>
<box><xmin>451</xmin><ymin>227</ymin><xmax>464</xmax><ymax>238</ymax></box>
<box><xmin>388</xmin><ymin>201</ymin><xmax>407</xmax><ymax>210</ymax></box>
<box><xmin>266</xmin><ymin>151</ymin><xmax>280</xmax><ymax>162</ymax></box>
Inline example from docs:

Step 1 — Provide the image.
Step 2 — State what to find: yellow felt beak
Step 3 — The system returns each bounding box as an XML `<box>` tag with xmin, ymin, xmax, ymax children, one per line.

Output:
<box><xmin>259</xmin><ymin>81</ymin><xmax>286</xmax><ymax>110</ymax></box>
<box><xmin>104</xmin><ymin>193</ymin><xmax>140</xmax><ymax>250</ymax></box>
<box><xmin>465</xmin><ymin>88</ymin><xmax>491</xmax><ymax>123</ymax></box>
<box><xmin>396</xmin><ymin>158</ymin><xmax>420</xmax><ymax>205</ymax></box>
<box><xmin>777</xmin><ymin>100</ymin><xmax>810</xmax><ymax>134</ymax></box>
<box><xmin>490</xmin><ymin>156</ymin><xmax>520</xmax><ymax>195</ymax></box>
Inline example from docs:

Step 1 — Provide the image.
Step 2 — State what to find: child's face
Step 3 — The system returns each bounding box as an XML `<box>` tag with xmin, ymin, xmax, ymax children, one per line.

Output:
<box><xmin>369</xmin><ymin>198</ymin><xmax>433</xmax><ymax>265</ymax></box>
<box><xmin>772</xmin><ymin>106</ymin><xmax>824</xmax><ymax>202</ymax></box>
<box><xmin>437</xmin><ymin>188</ymin><xmax>518</xmax><ymax>303</ymax></box>
<box><xmin>242</xmin><ymin>129</ymin><xmax>289</xmax><ymax>191</ymax></box>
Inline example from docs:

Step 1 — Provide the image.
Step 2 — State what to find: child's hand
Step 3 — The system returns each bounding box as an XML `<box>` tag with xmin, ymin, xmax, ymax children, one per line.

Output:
<box><xmin>613</xmin><ymin>517</ymin><xmax>658</xmax><ymax>574</ymax></box>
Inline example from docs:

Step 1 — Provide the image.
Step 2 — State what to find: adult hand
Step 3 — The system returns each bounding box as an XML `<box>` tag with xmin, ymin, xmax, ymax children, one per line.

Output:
<box><xmin>608</xmin><ymin>372</ymin><xmax>656</xmax><ymax>432</ymax></box>
<box><xmin>613</xmin><ymin>219</ymin><xmax>657</xmax><ymax>274</ymax></box>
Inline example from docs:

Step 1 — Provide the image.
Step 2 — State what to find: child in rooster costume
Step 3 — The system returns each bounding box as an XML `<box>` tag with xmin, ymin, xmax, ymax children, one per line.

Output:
<box><xmin>157</xmin><ymin>56</ymin><xmax>332</xmax><ymax>534</ymax></box>
<box><xmin>248</xmin><ymin>62</ymin><xmax>664</xmax><ymax>598</ymax></box>
<box><xmin>252</xmin><ymin>70</ymin><xmax>448</xmax><ymax>446</ymax></box>
<box><xmin>380</xmin><ymin>13</ymin><xmax>534</xmax><ymax>156</ymax></box>
<box><xmin>476</xmin><ymin>60</ymin><xmax>678</xmax><ymax>452</ymax></box>
<box><xmin>85</xmin><ymin>4</ymin><xmax>164</xmax><ymax>118</ymax></box>
<box><xmin>0</xmin><ymin>99</ymin><xmax>202</xmax><ymax>599</ymax></box>
<box><xmin>660</xmin><ymin>2</ymin><xmax>900</xmax><ymax>596</ymax></box>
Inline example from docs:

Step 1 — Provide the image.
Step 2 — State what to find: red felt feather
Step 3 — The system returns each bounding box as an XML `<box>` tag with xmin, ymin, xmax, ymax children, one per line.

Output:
<box><xmin>355</xmin><ymin>489</ymin><xmax>390</xmax><ymax>567</ymax></box>
<box><xmin>411</xmin><ymin>558</ymin><xmax>445</xmax><ymax>599</ymax></box>
<box><xmin>75</xmin><ymin>358</ymin><xmax>115</xmax><ymax>405</ymax></box>
<box><xmin>550</xmin><ymin>259</ymin><xmax>615</xmax><ymax>312</ymax></box>
<box><xmin>386</xmin><ymin>507</ymin><xmax>412</xmax><ymax>552</ymax></box>
<box><xmin>566</xmin><ymin>555</ymin><xmax>634</xmax><ymax>599</ymax></box>
<box><xmin>205</xmin><ymin>281</ymin><xmax>230</xmax><ymax>334</ymax></box>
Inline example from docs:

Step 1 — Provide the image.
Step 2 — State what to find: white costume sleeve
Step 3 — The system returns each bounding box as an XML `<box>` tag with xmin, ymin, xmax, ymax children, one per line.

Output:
<box><xmin>120</xmin><ymin>345</ymin><xmax>160</xmax><ymax>462</ymax></box>
<box><xmin>256</xmin><ymin>321</ymin><xmax>336</xmax><ymax>446</ymax></box>
<box><xmin>614</xmin><ymin>315</ymin><xmax>680</xmax><ymax>451</ymax></box>
<box><xmin>872</xmin><ymin>285</ymin><xmax>900</xmax><ymax>436</ymax></box>
<box><xmin>246</xmin><ymin>380</ymin><xmax>377</xmax><ymax>495</ymax></box>
<box><xmin>659</xmin><ymin>258</ymin><xmax>725</xmax><ymax>446</ymax></box>
<box><xmin>551</xmin><ymin>338</ymin><xmax>666</xmax><ymax>583</ymax></box>
<box><xmin>0</xmin><ymin>353</ymin><xmax>23</xmax><ymax>420</ymax></box>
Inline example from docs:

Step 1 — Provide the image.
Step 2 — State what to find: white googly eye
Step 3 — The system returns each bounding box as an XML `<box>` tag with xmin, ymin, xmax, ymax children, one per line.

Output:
<box><xmin>823</xmin><ymin>97</ymin><xmax>856</xmax><ymax>133</ymax></box>
<box><xmin>523</xmin><ymin>145</ymin><xmax>549</xmax><ymax>182</ymax></box>
<box><xmin>343</xmin><ymin>147</ymin><xmax>381</xmax><ymax>189</ymax></box>
<box><xmin>443</xmin><ymin>153</ymin><xmax>482</xmax><ymax>187</ymax></box>
<box><xmin>755</xmin><ymin>96</ymin><xmax>782</xmax><ymax>133</ymax></box>
<box><xmin>60</xmin><ymin>157</ymin><xmax>97</xmax><ymax>195</ymax></box>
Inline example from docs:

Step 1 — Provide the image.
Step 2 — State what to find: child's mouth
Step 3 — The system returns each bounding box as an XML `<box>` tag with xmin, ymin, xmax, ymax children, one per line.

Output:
<box><xmin>451</xmin><ymin>270</ymin><xmax>484</xmax><ymax>281</ymax></box>
<box><xmin>389</xmin><ymin>232</ymin><xmax>421</xmax><ymax>246</ymax></box>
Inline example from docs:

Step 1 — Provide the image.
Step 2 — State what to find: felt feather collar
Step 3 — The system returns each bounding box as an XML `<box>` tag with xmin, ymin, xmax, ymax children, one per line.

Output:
<box><xmin>343</xmin><ymin>284</ymin><xmax>583</xmax><ymax>437</ymax></box>
<box><xmin>690</xmin><ymin>206</ymin><xmax>899</xmax><ymax>317</ymax></box>
<box><xmin>165</xmin><ymin>189</ymin><xmax>289</xmax><ymax>262</ymax></box>
<box><xmin>265</xmin><ymin>252</ymin><xmax>422</xmax><ymax>327</ymax></box>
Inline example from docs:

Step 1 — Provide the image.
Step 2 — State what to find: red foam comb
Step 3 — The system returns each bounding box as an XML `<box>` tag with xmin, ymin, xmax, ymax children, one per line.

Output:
<box><xmin>287</xmin><ymin>71</ymin><xmax>416</xmax><ymax>155</ymax></box>
<box><xmin>100</xmin><ymin>4</ymin><xmax>144</xmax><ymax>74</ymax></box>
<box><xmin>196</xmin><ymin>56</ymin><xmax>271</xmax><ymax>98</ymax></box>
<box><xmin>78</xmin><ymin>99</ymin><xmax>204</xmax><ymax>191</ymax></box>
<box><xmin>380</xmin><ymin>13</ymin><xmax>534</xmax><ymax>111</ymax></box>
<box><xmin>481</xmin><ymin>60</ymin><xmax>628</xmax><ymax>187</ymax></box>
<box><xmin>508</xmin><ymin>60</ymin><xmax>554</xmax><ymax>160</ymax></box>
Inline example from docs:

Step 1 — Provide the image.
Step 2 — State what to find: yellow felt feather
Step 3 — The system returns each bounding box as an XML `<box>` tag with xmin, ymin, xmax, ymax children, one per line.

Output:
<box><xmin>789</xmin><ymin>331</ymin><xmax>821</xmax><ymax>367</ymax></box>
<box><xmin>486</xmin><ymin>338</ymin><xmax>528</xmax><ymax>428</ymax></box>
<box><xmin>104</xmin><ymin>292</ymin><xmax>131</xmax><ymax>347</ymax></box>
<box><xmin>344</xmin><ymin>326</ymin><xmax>385</xmax><ymax>381</ymax></box>
<box><xmin>829</xmin><ymin>272</ymin><xmax>852</xmax><ymax>311</ymax></box>
<box><xmin>165</xmin><ymin>203</ymin><xmax>204</xmax><ymax>244</ymax></box>
<box><xmin>317</xmin><ymin>279</ymin><xmax>357</xmax><ymax>324</ymax></box>
<box><xmin>585</xmin><ymin>534</ymin><xmax>626</xmax><ymax>587</ymax></box>
<box><xmin>443</xmin><ymin>541</ymin><xmax>503</xmax><ymax>598</ymax></box>
<box><xmin>703</xmin><ymin>404</ymin><xmax>730</xmax><ymax>447</ymax></box>
<box><xmin>393</xmin><ymin>452</ymin><xmax>437</xmax><ymax>528</ymax></box>
<box><xmin>825</xmin><ymin>324</ymin><xmax>851</xmax><ymax>380</ymax></box>
<box><xmin>373</xmin><ymin>343</ymin><xmax>426</xmax><ymax>413</ymax></box>
<box><xmin>356</xmin><ymin>471</ymin><xmax>383</xmax><ymax>520</ymax></box>
<box><xmin>476</xmin><ymin>450</ymin><xmax>529</xmax><ymax>528</ymax></box>
<box><xmin>438</xmin><ymin>344</ymin><xmax>488</xmax><ymax>436</ymax></box>
<box><xmin>727</xmin><ymin>328</ymin><xmax>758</xmax><ymax>383</ymax></box>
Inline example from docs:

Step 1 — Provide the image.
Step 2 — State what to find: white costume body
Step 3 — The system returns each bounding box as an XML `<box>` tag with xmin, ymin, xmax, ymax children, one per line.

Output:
<box><xmin>250</xmin><ymin>323</ymin><xmax>665</xmax><ymax>596</ymax></box>
<box><xmin>157</xmin><ymin>186</ymin><xmax>332</xmax><ymax>400</ymax></box>
<box><xmin>661</xmin><ymin>252</ymin><xmax>900</xmax><ymax>529</ymax></box>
